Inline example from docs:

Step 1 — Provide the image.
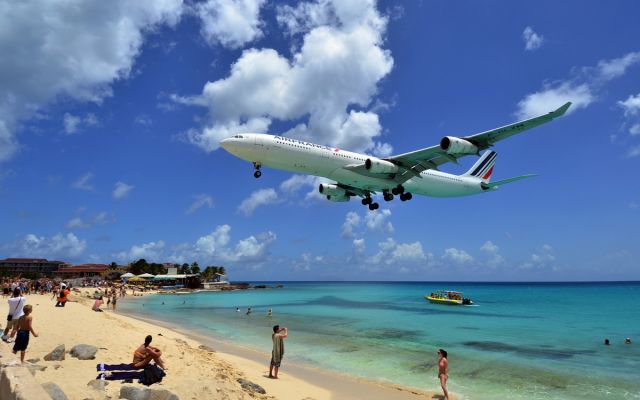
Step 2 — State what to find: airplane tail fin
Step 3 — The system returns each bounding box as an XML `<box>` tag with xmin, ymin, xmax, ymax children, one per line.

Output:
<box><xmin>464</xmin><ymin>150</ymin><xmax>497</xmax><ymax>182</ymax></box>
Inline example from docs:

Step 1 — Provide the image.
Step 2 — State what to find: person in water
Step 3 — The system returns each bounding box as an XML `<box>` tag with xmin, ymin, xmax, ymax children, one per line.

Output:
<box><xmin>269</xmin><ymin>325</ymin><xmax>288</xmax><ymax>379</ymax></box>
<box><xmin>437</xmin><ymin>348</ymin><xmax>449</xmax><ymax>400</ymax></box>
<box><xmin>133</xmin><ymin>335</ymin><xmax>166</xmax><ymax>370</ymax></box>
<box><xmin>604</xmin><ymin>338</ymin><xmax>610</xmax><ymax>345</ymax></box>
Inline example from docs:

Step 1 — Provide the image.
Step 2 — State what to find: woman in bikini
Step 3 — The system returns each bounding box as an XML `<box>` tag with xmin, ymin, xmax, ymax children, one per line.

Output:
<box><xmin>132</xmin><ymin>335</ymin><xmax>166</xmax><ymax>370</ymax></box>
<box><xmin>437</xmin><ymin>349</ymin><xmax>449</xmax><ymax>400</ymax></box>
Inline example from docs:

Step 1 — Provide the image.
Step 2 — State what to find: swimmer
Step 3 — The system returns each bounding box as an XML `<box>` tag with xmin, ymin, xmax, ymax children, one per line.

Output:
<box><xmin>625</xmin><ymin>338</ymin><xmax>632</xmax><ymax>344</ymax></box>
<box><xmin>604</xmin><ymin>338</ymin><xmax>610</xmax><ymax>345</ymax></box>
<box><xmin>268</xmin><ymin>308</ymin><xmax>272</xmax><ymax>317</ymax></box>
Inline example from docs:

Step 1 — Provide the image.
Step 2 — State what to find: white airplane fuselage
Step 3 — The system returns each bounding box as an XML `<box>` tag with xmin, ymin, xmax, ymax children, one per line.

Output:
<box><xmin>220</xmin><ymin>133</ymin><xmax>486</xmax><ymax>198</ymax></box>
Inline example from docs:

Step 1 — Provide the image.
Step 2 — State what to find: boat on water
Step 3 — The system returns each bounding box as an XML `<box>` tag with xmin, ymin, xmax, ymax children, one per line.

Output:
<box><xmin>425</xmin><ymin>290</ymin><xmax>473</xmax><ymax>305</ymax></box>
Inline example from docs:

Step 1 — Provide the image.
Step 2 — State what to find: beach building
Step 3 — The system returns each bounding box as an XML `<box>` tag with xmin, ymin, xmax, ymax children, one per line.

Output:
<box><xmin>56</xmin><ymin>264</ymin><xmax>110</xmax><ymax>279</ymax></box>
<box><xmin>0</xmin><ymin>258</ymin><xmax>70</xmax><ymax>277</ymax></box>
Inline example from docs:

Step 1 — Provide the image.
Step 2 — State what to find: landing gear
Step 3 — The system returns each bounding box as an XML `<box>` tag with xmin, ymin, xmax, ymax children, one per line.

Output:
<box><xmin>252</xmin><ymin>162</ymin><xmax>262</xmax><ymax>178</ymax></box>
<box><xmin>383</xmin><ymin>192</ymin><xmax>394</xmax><ymax>202</ymax></box>
<box><xmin>361</xmin><ymin>197</ymin><xmax>372</xmax><ymax>206</ymax></box>
<box><xmin>399</xmin><ymin>192</ymin><xmax>413</xmax><ymax>202</ymax></box>
<box><xmin>368</xmin><ymin>202</ymin><xmax>379</xmax><ymax>211</ymax></box>
<box><xmin>391</xmin><ymin>185</ymin><xmax>405</xmax><ymax>196</ymax></box>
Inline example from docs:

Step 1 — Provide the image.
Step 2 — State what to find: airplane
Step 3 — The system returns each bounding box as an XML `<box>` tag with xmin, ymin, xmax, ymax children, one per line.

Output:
<box><xmin>220</xmin><ymin>102</ymin><xmax>571</xmax><ymax>210</ymax></box>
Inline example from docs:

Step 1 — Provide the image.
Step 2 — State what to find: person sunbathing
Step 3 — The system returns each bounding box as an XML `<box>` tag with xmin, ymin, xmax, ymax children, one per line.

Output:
<box><xmin>132</xmin><ymin>335</ymin><xmax>166</xmax><ymax>370</ymax></box>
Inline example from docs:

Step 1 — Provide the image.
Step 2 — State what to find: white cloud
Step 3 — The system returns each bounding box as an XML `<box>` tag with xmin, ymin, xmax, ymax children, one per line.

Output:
<box><xmin>186</xmin><ymin>194</ymin><xmax>214</xmax><ymax>214</ymax></box>
<box><xmin>341</xmin><ymin>211</ymin><xmax>361</xmax><ymax>238</ymax></box>
<box><xmin>364</xmin><ymin>208</ymin><xmax>394</xmax><ymax>233</ymax></box>
<box><xmin>516</xmin><ymin>82</ymin><xmax>593</xmax><ymax>119</ymax></box>
<box><xmin>113</xmin><ymin>181</ymin><xmax>134</xmax><ymax>199</ymax></box>
<box><xmin>195</xmin><ymin>225</ymin><xmax>232</xmax><ymax>256</ymax></box>
<box><xmin>66</xmin><ymin>217</ymin><xmax>89</xmax><ymax>230</ymax></box>
<box><xmin>626</xmin><ymin>145</ymin><xmax>640</xmax><ymax>158</ymax></box>
<box><xmin>5</xmin><ymin>233</ymin><xmax>86</xmax><ymax>259</ymax></box>
<box><xmin>115</xmin><ymin>240</ymin><xmax>166</xmax><ymax>263</ymax></box>
<box><xmin>238</xmin><ymin>188</ymin><xmax>280</xmax><ymax>216</ymax></box>
<box><xmin>134</xmin><ymin>114</ymin><xmax>153</xmax><ymax>126</ymax></box>
<box><xmin>178</xmin><ymin>0</ymin><xmax>393</xmax><ymax>155</ymax></box>
<box><xmin>522</xmin><ymin>26</ymin><xmax>544</xmax><ymax>51</ymax></box>
<box><xmin>72</xmin><ymin>172</ymin><xmax>95</xmax><ymax>191</ymax></box>
<box><xmin>353</xmin><ymin>238</ymin><xmax>366</xmax><ymax>254</ymax></box>
<box><xmin>480</xmin><ymin>240</ymin><xmax>505</xmax><ymax>268</ymax></box>
<box><xmin>0</xmin><ymin>1</ymin><xmax>184</xmax><ymax>162</ymax></box>
<box><xmin>367</xmin><ymin>238</ymin><xmax>431</xmax><ymax>267</ymax></box>
<box><xmin>521</xmin><ymin>244</ymin><xmax>555</xmax><ymax>269</ymax></box>
<box><xmin>516</xmin><ymin>52</ymin><xmax>640</xmax><ymax>119</ymax></box>
<box><xmin>279</xmin><ymin>174</ymin><xmax>319</xmax><ymax>194</ymax></box>
<box><xmin>618</xmin><ymin>93</ymin><xmax>640</xmax><ymax>137</ymax></box>
<box><xmin>194</xmin><ymin>0</ymin><xmax>266</xmax><ymax>49</ymax></box>
<box><xmin>596</xmin><ymin>52</ymin><xmax>640</xmax><ymax>80</ymax></box>
<box><xmin>442</xmin><ymin>247</ymin><xmax>474</xmax><ymax>264</ymax></box>
<box><xmin>63</xmin><ymin>113</ymin><xmax>98</xmax><ymax>134</ymax></box>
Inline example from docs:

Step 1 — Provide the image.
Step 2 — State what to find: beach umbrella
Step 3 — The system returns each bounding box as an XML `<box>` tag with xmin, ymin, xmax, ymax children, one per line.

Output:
<box><xmin>127</xmin><ymin>277</ymin><xmax>146</xmax><ymax>282</ymax></box>
<box><xmin>121</xmin><ymin>273</ymin><xmax>135</xmax><ymax>278</ymax></box>
<box><xmin>137</xmin><ymin>273</ymin><xmax>155</xmax><ymax>278</ymax></box>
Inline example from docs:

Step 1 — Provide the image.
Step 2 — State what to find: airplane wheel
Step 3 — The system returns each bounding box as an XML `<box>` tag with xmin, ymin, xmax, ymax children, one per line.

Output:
<box><xmin>405</xmin><ymin>192</ymin><xmax>412</xmax><ymax>200</ymax></box>
<box><xmin>400</xmin><ymin>193</ymin><xmax>407</xmax><ymax>201</ymax></box>
<box><xmin>391</xmin><ymin>187</ymin><xmax>399</xmax><ymax>195</ymax></box>
<box><xmin>384</xmin><ymin>194</ymin><xmax>394</xmax><ymax>201</ymax></box>
<box><xmin>397</xmin><ymin>185</ymin><xmax>405</xmax><ymax>194</ymax></box>
<box><xmin>362</xmin><ymin>197</ymin><xmax>372</xmax><ymax>205</ymax></box>
<box><xmin>254</xmin><ymin>171</ymin><xmax>262</xmax><ymax>178</ymax></box>
<box><xmin>368</xmin><ymin>202</ymin><xmax>379</xmax><ymax>211</ymax></box>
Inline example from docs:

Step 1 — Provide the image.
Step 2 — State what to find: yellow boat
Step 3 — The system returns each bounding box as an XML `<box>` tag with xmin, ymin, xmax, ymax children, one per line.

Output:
<box><xmin>425</xmin><ymin>290</ymin><xmax>473</xmax><ymax>305</ymax></box>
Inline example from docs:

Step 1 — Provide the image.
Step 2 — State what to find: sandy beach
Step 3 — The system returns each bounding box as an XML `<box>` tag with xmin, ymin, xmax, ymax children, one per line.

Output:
<box><xmin>0</xmin><ymin>289</ymin><xmax>448</xmax><ymax>400</ymax></box>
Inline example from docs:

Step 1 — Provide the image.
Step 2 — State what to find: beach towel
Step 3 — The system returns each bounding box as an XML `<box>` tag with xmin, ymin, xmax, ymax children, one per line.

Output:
<box><xmin>140</xmin><ymin>364</ymin><xmax>166</xmax><ymax>386</ymax></box>
<box><xmin>97</xmin><ymin>371</ymin><xmax>142</xmax><ymax>381</ymax></box>
<box><xmin>96</xmin><ymin>363</ymin><xmax>141</xmax><ymax>371</ymax></box>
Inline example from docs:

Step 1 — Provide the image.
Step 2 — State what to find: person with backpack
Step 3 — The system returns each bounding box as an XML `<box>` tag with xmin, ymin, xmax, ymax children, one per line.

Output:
<box><xmin>2</xmin><ymin>288</ymin><xmax>26</xmax><ymax>343</ymax></box>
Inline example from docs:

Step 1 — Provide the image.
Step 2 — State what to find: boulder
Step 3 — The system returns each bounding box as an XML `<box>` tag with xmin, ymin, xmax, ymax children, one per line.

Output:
<box><xmin>87</xmin><ymin>379</ymin><xmax>109</xmax><ymax>391</ymax></box>
<box><xmin>44</xmin><ymin>345</ymin><xmax>66</xmax><ymax>361</ymax></box>
<box><xmin>237</xmin><ymin>378</ymin><xmax>266</xmax><ymax>395</ymax></box>
<box><xmin>25</xmin><ymin>363</ymin><xmax>47</xmax><ymax>376</ymax></box>
<box><xmin>42</xmin><ymin>382</ymin><xmax>69</xmax><ymax>400</ymax></box>
<box><xmin>70</xmin><ymin>344</ymin><xmax>98</xmax><ymax>360</ymax></box>
<box><xmin>149</xmin><ymin>389</ymin><xmax>180</xmax><ymax>400</ymax></box>
<box><xmin>120</xmin><ymin>386</ymin><xmax>150</xmax><ymax>400</ymax></box>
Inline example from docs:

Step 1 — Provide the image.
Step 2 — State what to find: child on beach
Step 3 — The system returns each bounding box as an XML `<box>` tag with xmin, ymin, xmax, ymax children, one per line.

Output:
<box><xmin>11</xmin><ymin>304</ymin><xmax>38</xmax><ymax>363</ymax></box>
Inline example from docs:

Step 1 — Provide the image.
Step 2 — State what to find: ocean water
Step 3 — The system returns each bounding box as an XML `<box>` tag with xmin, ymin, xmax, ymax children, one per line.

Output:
<box><xmin>119</xmin><ymin>282</ymin><xmax>640</xmax><ymax>399</ymax></box>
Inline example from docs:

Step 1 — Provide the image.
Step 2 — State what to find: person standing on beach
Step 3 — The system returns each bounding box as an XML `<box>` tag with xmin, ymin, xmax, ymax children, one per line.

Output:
<box><xmin>269</xmin><ymin>325</ymin><xmax>288</xmax><ymax>379</ymax></box>
<box><xmin>10</xmin><ymin>304</ymin><xmax>37</xmax><ymax>363</ymax></box>
<box><xmin>437</xmin><ymin>349</ymin><xmax>449</xmax><ymax>400</ymax></box>
<box><xmin>3</xmin><ymin>288</ymin><xmax>26</xmax><ymax>342</ymax></box>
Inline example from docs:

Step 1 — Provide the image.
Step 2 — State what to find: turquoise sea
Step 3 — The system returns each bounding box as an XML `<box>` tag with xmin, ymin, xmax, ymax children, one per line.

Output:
<box><xmin>119</xmin><ymin>282</ymin><xmax>640</xmax><ymax>399</ymax></box>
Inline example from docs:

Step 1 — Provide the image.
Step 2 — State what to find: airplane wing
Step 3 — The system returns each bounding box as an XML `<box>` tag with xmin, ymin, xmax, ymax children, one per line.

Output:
<box><xmin>380</xmin><ymin>102</ymin><xmax>572</xmax><ymax>183</ymax></box>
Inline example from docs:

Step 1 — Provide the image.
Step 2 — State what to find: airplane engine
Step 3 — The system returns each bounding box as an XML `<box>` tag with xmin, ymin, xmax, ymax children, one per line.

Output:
<box><xmin>318</xmin><ymin>183</ymin><xmax>347</xmax><ymax>197</ymax></box>
<box><xmin>326</xmin><ymin>194</ymin><xmax>350</xmax><ymax>202</ymax></box>
<box><xmin>440</xmin><ymin>136</ymin><xmax>478</xmax><ymax>155</ymax></box>
<box><xmin>365</xmin><ymin>158</ymin><xmax>399</xmax><ymax>174</ymax></box>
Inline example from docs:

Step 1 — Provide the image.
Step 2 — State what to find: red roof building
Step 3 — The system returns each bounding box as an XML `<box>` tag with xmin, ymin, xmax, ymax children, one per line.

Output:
<box><xmin>57</xmin><ymin>264</ymin><xmax>110</xmax><ymax>277</ymax></box>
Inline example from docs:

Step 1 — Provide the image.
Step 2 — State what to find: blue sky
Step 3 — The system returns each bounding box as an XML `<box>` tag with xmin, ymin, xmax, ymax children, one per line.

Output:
<box><xmin>1</xmin><ymin>0</ymin><xmax>639</xmax><ymax>281</ymax></box>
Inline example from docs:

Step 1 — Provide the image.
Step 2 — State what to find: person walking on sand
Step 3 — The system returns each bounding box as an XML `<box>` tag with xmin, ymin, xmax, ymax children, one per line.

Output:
<box><xmin>3</xmin><ymin>288</ymin><xmax>26</xmax><ymax>342</ymax></box>
<box><xmin>437</xmin><ymin>349</ymin><xmax>449</xmax><ymax>400</ymax></box>
<box><xmin>10</xmin><ymin>304</ymin><xmax>38</xmax><ymax>363</ymax></box>
<box><xmin>269</xmin><ymin>325</ymin><xmax>287</xmax><ymax>379</ymax></box>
